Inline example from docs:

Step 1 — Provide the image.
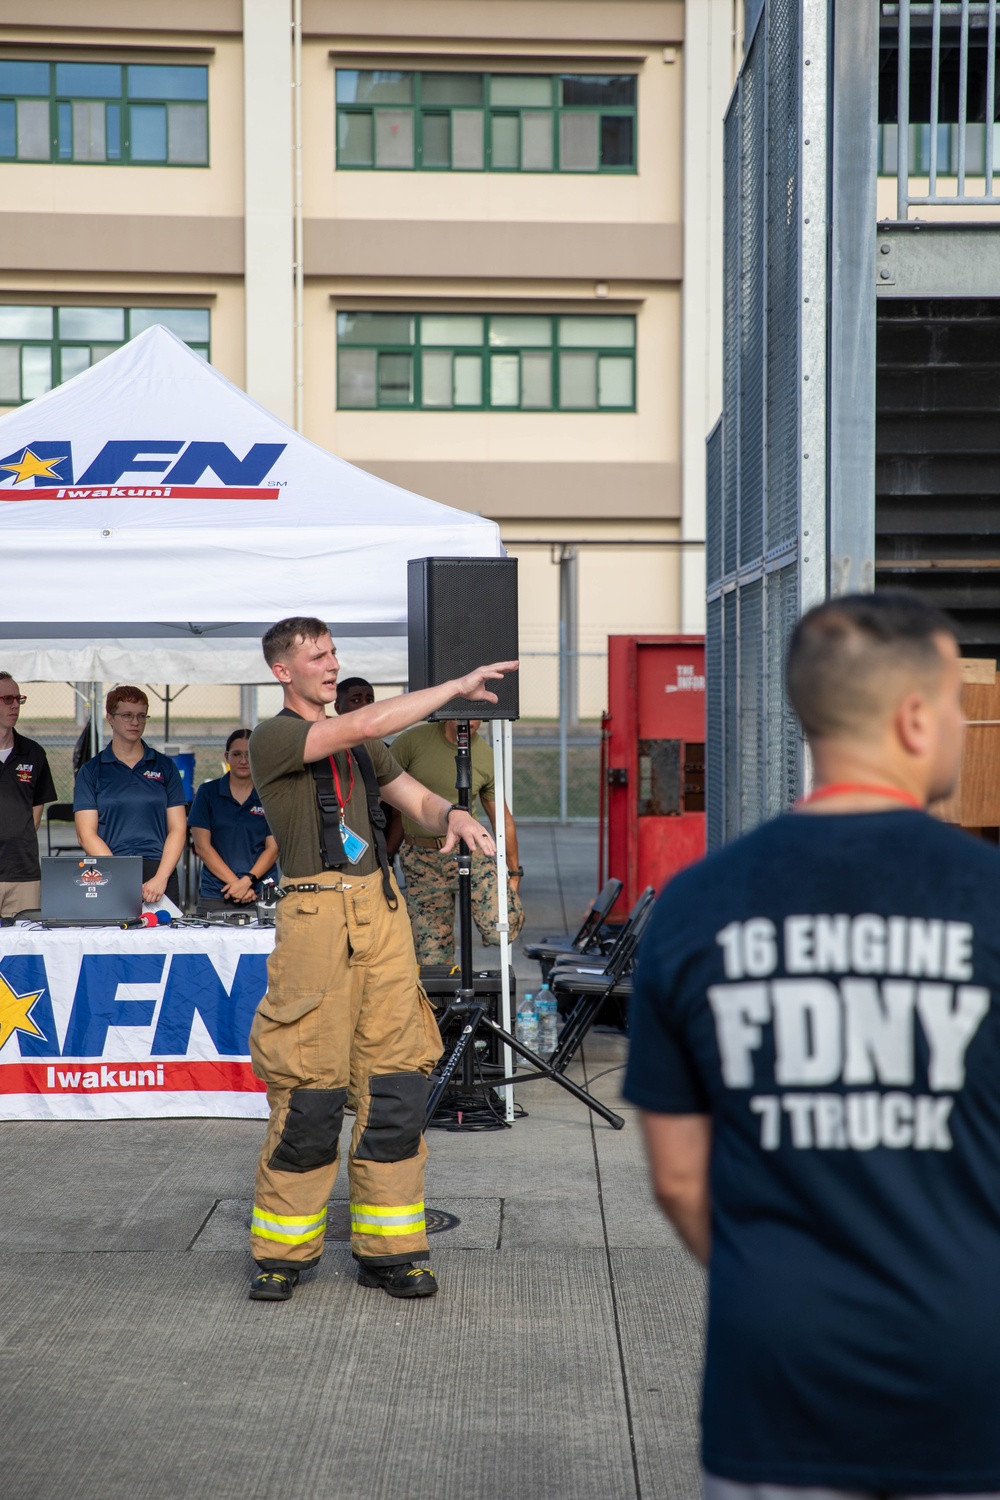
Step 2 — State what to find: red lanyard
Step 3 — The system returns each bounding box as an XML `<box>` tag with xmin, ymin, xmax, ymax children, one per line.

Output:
<box><xmin>797</xmin><ymin>781</ymin><xmax>923</xmax><ymax>810</ymax></box>
<box><xmin>328</xmin><ymin>753</ymin><xmax>354</xmax><ymax>818</ymax></box>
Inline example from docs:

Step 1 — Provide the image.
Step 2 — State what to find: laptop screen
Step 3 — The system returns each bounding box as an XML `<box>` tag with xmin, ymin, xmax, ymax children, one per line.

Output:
<box><xmin>40</xmin><ymin>856</ymin><xmax>144</xmax><ymax>924</ymax></box>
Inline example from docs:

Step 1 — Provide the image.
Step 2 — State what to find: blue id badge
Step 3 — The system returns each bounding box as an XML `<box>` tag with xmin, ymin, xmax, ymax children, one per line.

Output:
<box><xmin>340</xmin><ymin>823</ymin><xmax>369</xmax><ymax>865</ymax></box>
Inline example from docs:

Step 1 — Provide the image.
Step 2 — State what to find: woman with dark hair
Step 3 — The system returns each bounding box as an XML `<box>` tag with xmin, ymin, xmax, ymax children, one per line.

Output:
<box><xmin>74</xmin><ymin>685</ymin><xmax>187</xmax><ymax>906</ymax></box>
<box><xmin>188</xmin><ymin>728</ymin><xmax>278</xmax><ymax>913</ymax></box>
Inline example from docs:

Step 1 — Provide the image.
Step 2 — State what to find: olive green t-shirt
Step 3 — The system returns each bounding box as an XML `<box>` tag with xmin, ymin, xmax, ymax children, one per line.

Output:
<box><xmin>390</xmin><ymin>721</ymin><xmax>495</xmax><ymax>840</ymax></box>
<box><xmin>249</xmin><ymin>712</ymin><xmax>402</xmax><ymax>878</ymax></box>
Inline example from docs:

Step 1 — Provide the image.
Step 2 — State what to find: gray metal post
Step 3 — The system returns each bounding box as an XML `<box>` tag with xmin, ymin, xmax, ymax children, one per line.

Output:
<box><xmin>897</xmin><ymin>0</ymin><xmax>911</xmax><ymax>220</ymax></box>
<box><xmin>800</xmin><ymin>0</ymin><xmax>831</xmax><ymax>621</ymax></box>
<box><xmin>558</xmin><ymin>617</ymin><xmax>569</xmax><ymax>825</ymax></box>
<box><xmin>558</xmin><ymin>544</ymin><xmax>578</xmax><ymax>728</ymax></box>
<box><xmin>240</xmin><ymin>685</ymin><xmax>258</xmax><ymax>728</ymax></box>
<box><xmin>89</xmin><ymin>681</ymin><xmax>102</xmax><ymax>758</ymax></box>
<box><xmin>828</xmin><ymin>0</ymin><xmax>879</xmax><ymax>597</ymax></box>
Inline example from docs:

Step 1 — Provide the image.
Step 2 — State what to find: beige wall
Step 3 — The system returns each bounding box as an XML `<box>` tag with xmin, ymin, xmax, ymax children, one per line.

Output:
<box><xmin>503</xmin><ymin>520</ymin><xmax>682</xmax><ymax>717</ymax></box>
<box><xmin>0</xmin><ymin>0</ymin><xmax>699</xmax><ymax>688</ymax></box>
<box><xmin>0</xmin><ymin>273</ymin><xmax>245</xmax><ymax>417</ymax></box>
<box><xmin>0</xmin><ymin>32</ymin><xmax>244</xmax><ymax>219</ymax></box>
<box><xmin>876</xmin><ymin>175</ymin><xmax>1000</xmax><ymax>222</ymax></box>
<box><xmin>304</xmin><ymin>39</ymin><xmax>681</xmax><ymax>226</ymax></box>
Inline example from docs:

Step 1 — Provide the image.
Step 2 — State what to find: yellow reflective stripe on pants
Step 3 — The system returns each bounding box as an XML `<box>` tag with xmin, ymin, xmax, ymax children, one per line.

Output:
<box><xmin>350</xmin><ymin>1202</ymin><xmax>426</xmax><ymax>1235</ymax></box>
<box><xmin>251</xmin><ymin>1205</ymin><xmax>327</xmax><ymax>1246</ymax></box>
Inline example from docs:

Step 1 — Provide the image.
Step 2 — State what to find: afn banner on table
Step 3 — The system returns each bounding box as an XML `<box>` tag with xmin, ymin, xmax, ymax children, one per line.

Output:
<box><xmin>0</xmin><ymin>929</ymin><xmax>273</xmax><ymax>1120</ymax></box>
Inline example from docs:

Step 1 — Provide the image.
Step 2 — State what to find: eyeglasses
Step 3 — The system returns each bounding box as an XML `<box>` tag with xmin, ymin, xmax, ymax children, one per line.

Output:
<box><xmin>111</xmin><ymin>711</ymin><xmax>148</xmax><ymax>724</ymax></box>
<box><xmin>0</xmin><ymin>694</ymin><xmax>26</xmax><ymax>706</ymax></box>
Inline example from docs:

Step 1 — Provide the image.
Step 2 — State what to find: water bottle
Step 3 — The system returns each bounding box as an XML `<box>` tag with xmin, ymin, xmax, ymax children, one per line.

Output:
<box><xmin>536</xmin><ymin>984</ymin><xmax>558</xmax><ymax>1055</ymax></box>
<box><xmin>516</xmin><ymin>993</ymin><xmax>539</xmax><ymax>1053</ymax></box>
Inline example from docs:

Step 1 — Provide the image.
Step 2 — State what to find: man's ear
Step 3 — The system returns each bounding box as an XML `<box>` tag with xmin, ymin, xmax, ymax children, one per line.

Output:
<box><xmin>895</xmin><ymin>690</ymin><xmax>931</xmax><ymax>758</ymax></box>
<box><xmin>272</xmin><ymin>661</ymin><xmax>291</xmax><ymax>686</ymax></box>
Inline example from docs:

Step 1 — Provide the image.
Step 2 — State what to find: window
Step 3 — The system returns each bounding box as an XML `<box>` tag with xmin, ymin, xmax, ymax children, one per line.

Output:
<box><xmin>336</xmin><ymin>312</ymin><xmax>635</xmax><ymax>410</ymax></box>
<box><xmin>0</xmin><ymin>60</ymin><xmax>208</xmax><ymax>165</ymax></box>
<box><xmin>878</xmin><ymin>122</ymin><xmax>1000</xmax><ymax>177</ymax></box>
<box><xmin>0</xmin><ymin>306</ymin><xmax>210</xmax><ymax>404</ymax></box>
<box><xmin>336</xmin><ymin>70</ymin><xmax>636</xmax><ymax>172</ymax></box>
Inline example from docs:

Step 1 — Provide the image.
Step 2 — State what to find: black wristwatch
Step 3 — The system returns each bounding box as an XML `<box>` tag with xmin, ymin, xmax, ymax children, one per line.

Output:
<box><xmin>446</xmin><ymin>804</ymin><xmax>463</xmax><ymax>819</ymax></box>
<box><xmin>510</xmin><ymin>866</ymin><xmax>524</xmax><ymax>877</ymax></box>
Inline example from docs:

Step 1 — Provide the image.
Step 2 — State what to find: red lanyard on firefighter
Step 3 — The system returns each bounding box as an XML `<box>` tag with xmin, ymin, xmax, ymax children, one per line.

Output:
<box><xmin>329</xmin><ymin>753</ymin><xmax>354</xmax><ymax>822</ymax></box>
<box><xmin>796</xmin><ymin>782</ymin><xmax>923</xmax><ymax>810</ymax></box>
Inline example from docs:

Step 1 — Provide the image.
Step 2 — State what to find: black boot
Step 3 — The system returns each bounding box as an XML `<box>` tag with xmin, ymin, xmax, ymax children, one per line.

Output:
<box><xmin>249</xmin><ymin>1267</ymin><xmax>299</xmax><ymax>1302</ymax></box>
<box><xmin>356</xmin><ymin>1262</ymin><xmax>438</xmax><ymax>1298</ymax></box>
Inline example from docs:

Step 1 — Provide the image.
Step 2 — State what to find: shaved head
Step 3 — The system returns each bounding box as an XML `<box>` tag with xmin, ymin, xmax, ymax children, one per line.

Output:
<box><xmin>787</xmin><ymin>591</ymin><xmax>958</xmax><ymax>741</ymax></box>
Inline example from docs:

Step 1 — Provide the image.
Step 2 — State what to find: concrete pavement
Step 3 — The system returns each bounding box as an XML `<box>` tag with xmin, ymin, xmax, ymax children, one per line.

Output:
<box><xmin>0</xmin><ymin>826</ymin><xmax>706</xmax><ymax>1500</ymax></box>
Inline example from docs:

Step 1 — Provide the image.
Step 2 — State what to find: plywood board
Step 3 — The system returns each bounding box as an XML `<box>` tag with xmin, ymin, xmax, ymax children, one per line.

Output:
<box><xmin>933</xmin><ymin>675</ymin><xmax>1000</xmax><ymax>825</ymax></box>
<box><xmin>960</xmin><ymin>658</ymin><xmax>997</xmax><ymax>685</ymax></box>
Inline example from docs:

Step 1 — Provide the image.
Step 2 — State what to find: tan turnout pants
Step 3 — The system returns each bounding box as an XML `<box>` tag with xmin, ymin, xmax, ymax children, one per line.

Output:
<box><xmin>248</xmin><ymin>870</ymin><xmax>442</xmax><ymax>1269</ymax></box>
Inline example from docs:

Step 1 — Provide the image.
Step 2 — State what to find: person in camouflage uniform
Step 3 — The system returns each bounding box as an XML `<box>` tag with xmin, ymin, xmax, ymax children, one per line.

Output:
<box><xmin>388</xmin><ymin>719</ymin><xmax>524</xmax><ymax>966</ymax></box>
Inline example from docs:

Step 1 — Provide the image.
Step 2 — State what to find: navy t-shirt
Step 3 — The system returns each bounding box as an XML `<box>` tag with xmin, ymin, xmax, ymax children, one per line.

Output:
<box><xmin>624</xmin><ymin>810</ymin><xmax>1000</xmax><ymax>1495</ymax></box>
<box><xmin>74</xmin><ymin>743</ymin><xmax>186</xmax><ymax>859</ymax></box>
<box><xmin>188</xmin><ymin>775</ymin><xmax>276</xmax><ymax>898</ymax></box>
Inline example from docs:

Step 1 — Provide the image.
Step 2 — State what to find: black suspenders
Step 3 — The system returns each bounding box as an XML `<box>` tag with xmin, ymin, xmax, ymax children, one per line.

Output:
<box><xmin>350</xmin><ymin>746</ymin><xmax>398</xmax><ymax>912</ymax></box>
<box><xmin>278</xmin><ymin>708</ymin><xmax>398</xmax><ymax>910</ymax></box>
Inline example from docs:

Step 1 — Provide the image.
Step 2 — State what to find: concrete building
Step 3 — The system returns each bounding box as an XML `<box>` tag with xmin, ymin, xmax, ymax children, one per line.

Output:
<box><xmin>0</xmin><ymin>0</ymin><xmax>739</xmax><ymax>718</ymax></box>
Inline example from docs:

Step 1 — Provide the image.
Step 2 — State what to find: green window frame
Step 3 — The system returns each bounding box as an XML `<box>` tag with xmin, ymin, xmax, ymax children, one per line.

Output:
<box><xmin>0</xmin><ymin>306</ymin><xmax>211</xmax><ymax>405</ymax></box>
<box><xmin>0</xmin><ymin>60</ymin><xmax>209</xmax><ymax>166</ymax></box>
<box><xmin>335</xmin><ymin>70</ymin><xmax>636</xmax><ymax>173</ymax></box>
<box><xmin>336</xmin><ymin>312</ymin><xmax>636</xmax><ymax>412</ymax></box>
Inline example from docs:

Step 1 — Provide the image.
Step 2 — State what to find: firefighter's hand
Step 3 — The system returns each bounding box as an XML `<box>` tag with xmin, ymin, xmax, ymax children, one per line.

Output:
<box><xmin>441</xmin><ymin>811</ymin><xmax>497</xmax><ymax>857</ymax></box>
<box><xmin>452</xmin><ymin>661</ymin><xmax>519</xmax><ymax>704</ymax></box>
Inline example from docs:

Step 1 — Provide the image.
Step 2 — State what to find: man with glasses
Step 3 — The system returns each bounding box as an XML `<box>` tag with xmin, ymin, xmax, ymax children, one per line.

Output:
<box><xmin>0</xmin><ymin>671</ymin><xmax>56</xmax><ymax>919</ymax></box>
<box><xmin>74</xmin><ymin>686</ymin><xmax>187</xmax><ymax>907</ymax></box>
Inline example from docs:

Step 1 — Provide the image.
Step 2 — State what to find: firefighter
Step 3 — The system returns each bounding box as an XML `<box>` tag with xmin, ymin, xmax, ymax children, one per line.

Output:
<box><xmin>246</xmin><ymin>616</ymin><xmax>516</xmax><ymax>1302</ymax></box>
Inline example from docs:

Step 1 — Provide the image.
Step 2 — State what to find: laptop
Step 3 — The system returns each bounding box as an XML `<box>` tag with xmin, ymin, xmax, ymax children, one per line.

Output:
<box><xmin>40</xmin><ymin>856</ymin><xmax>144</xmax><ymax>926</ymax></box>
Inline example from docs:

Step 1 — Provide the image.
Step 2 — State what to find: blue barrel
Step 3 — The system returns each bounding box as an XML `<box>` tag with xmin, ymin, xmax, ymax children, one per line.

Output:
<box><xmin>171</xmin><ymin>752</ymin><xmax>196</xmax><ymax>802</ymax></box>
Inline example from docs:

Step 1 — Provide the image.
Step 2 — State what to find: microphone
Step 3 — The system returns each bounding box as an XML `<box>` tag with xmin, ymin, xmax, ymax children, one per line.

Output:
<box><xmin>119</xmin><ymin>911</ymin><xmax>173</xmax><ymax>930</ymax></box>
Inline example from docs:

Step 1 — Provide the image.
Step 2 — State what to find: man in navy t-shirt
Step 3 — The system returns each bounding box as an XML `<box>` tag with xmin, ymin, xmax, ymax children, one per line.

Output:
<box><xmin>625</xmin><ymin>590</ymin><xmax>1000</xmax><ymax>1499</ymax></box>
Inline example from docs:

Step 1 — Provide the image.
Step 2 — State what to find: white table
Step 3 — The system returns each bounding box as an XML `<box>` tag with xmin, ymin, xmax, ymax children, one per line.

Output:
<box><xmin>0</xmin><ymin>925</ymin><xmax>274</xmax><ymax>1120</ymax></box>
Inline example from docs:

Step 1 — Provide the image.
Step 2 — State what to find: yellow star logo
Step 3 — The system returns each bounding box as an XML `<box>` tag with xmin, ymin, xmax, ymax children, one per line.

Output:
<box><xmin>0</xmin><ymin>448</ymin><xmax>67</xmax><ymax>485</ymax></box>
<box><xmin>0</xmin><ymin>972</ymin><xmax>44</xmax><ymax>1051</ymax></box>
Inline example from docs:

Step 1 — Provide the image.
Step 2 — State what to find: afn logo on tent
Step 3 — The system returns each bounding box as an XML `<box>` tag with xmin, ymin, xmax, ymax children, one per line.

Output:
<box><xmin>0</xmin><ymin>440</ymin><xmax>286</xmax><ymax>501</ymax></box>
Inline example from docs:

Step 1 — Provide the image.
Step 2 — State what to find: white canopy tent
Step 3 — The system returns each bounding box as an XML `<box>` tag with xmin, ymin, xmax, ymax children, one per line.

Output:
<box><xmin>0</xmin><ymin>325</ymin><xmax>503</xmax><ymax>684</ymax></box>
<box><xmin>0</xmin><ymin>327</ymin><xmax>517</xmax><ymax>1118</ymax></box>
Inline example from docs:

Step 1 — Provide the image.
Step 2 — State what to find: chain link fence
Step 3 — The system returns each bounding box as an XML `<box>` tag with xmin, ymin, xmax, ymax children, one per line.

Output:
<box><xmin>504</xmin><ymin>649</ymin><xmax>605</xmax><ymax>822</ymax></box>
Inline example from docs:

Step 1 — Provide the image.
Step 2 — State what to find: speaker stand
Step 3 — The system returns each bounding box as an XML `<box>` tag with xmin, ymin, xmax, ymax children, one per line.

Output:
<box><xmin>424</xmin><ymin>719</ymin><xmax>624</xmax><ymax>1133</ymax></box>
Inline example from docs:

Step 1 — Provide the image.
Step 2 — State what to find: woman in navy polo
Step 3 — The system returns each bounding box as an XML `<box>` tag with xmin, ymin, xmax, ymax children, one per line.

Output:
<box><xmin>74</xmin><ymin>686</ymin><xmax>187</xmax><ymax>906</ymax></box>
<box><xmin>188</xmin><ymin>728</ymin><xmax>278</xmax><ymax>914</ymax></box>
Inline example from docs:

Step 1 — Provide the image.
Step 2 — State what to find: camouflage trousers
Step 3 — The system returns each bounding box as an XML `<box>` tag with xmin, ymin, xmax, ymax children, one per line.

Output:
<box><xmin>399</xmin><ymin>842</ymin><xmax>525</xmax><ymax>967</ymax></box>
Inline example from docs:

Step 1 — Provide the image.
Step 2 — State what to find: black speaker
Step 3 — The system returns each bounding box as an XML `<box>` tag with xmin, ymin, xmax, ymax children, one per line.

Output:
<box><xmin>407</xmin><ymin>557</ymin><xmax>519</xmax><ymax>721</ymax></box>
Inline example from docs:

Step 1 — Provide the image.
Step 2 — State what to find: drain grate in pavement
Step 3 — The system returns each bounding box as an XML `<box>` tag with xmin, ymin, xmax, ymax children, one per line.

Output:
<box><xmin>189</xmin><ymin>1197</ymin><xmax>501</xmax><ymax>1252</ymax></box>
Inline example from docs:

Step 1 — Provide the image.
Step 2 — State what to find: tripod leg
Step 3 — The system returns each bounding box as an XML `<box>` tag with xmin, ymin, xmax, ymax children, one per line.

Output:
<box><xmin>454</xmin><ymin>720</ymin><xmax>476</xmax><ymax>1089</ymax></box>
<box><xmin>480</xmin><ymin>1017</ymin><xmax>625</xmax><ymax>1129</ymax></box>
<box><xmin>425</xmin><ymin>1003</ymin><xmax>487</xmax><ymax>1126</ymax></box>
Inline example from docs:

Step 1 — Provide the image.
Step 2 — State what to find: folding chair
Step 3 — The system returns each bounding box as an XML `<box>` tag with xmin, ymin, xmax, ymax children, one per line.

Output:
<box><xmin>46</xmin><ymin>803</ymin><xmax>81</xmax><ymax>856</ymax></box>
<box><xmin>547</xmin><ymin>887</ymin><xmax>656</xmax><ymax>1074</ymax></box>
<box><xmin>523</xmin><ymin>877</ymin><xmax>623</xmax><ymax>981</ymax></box>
